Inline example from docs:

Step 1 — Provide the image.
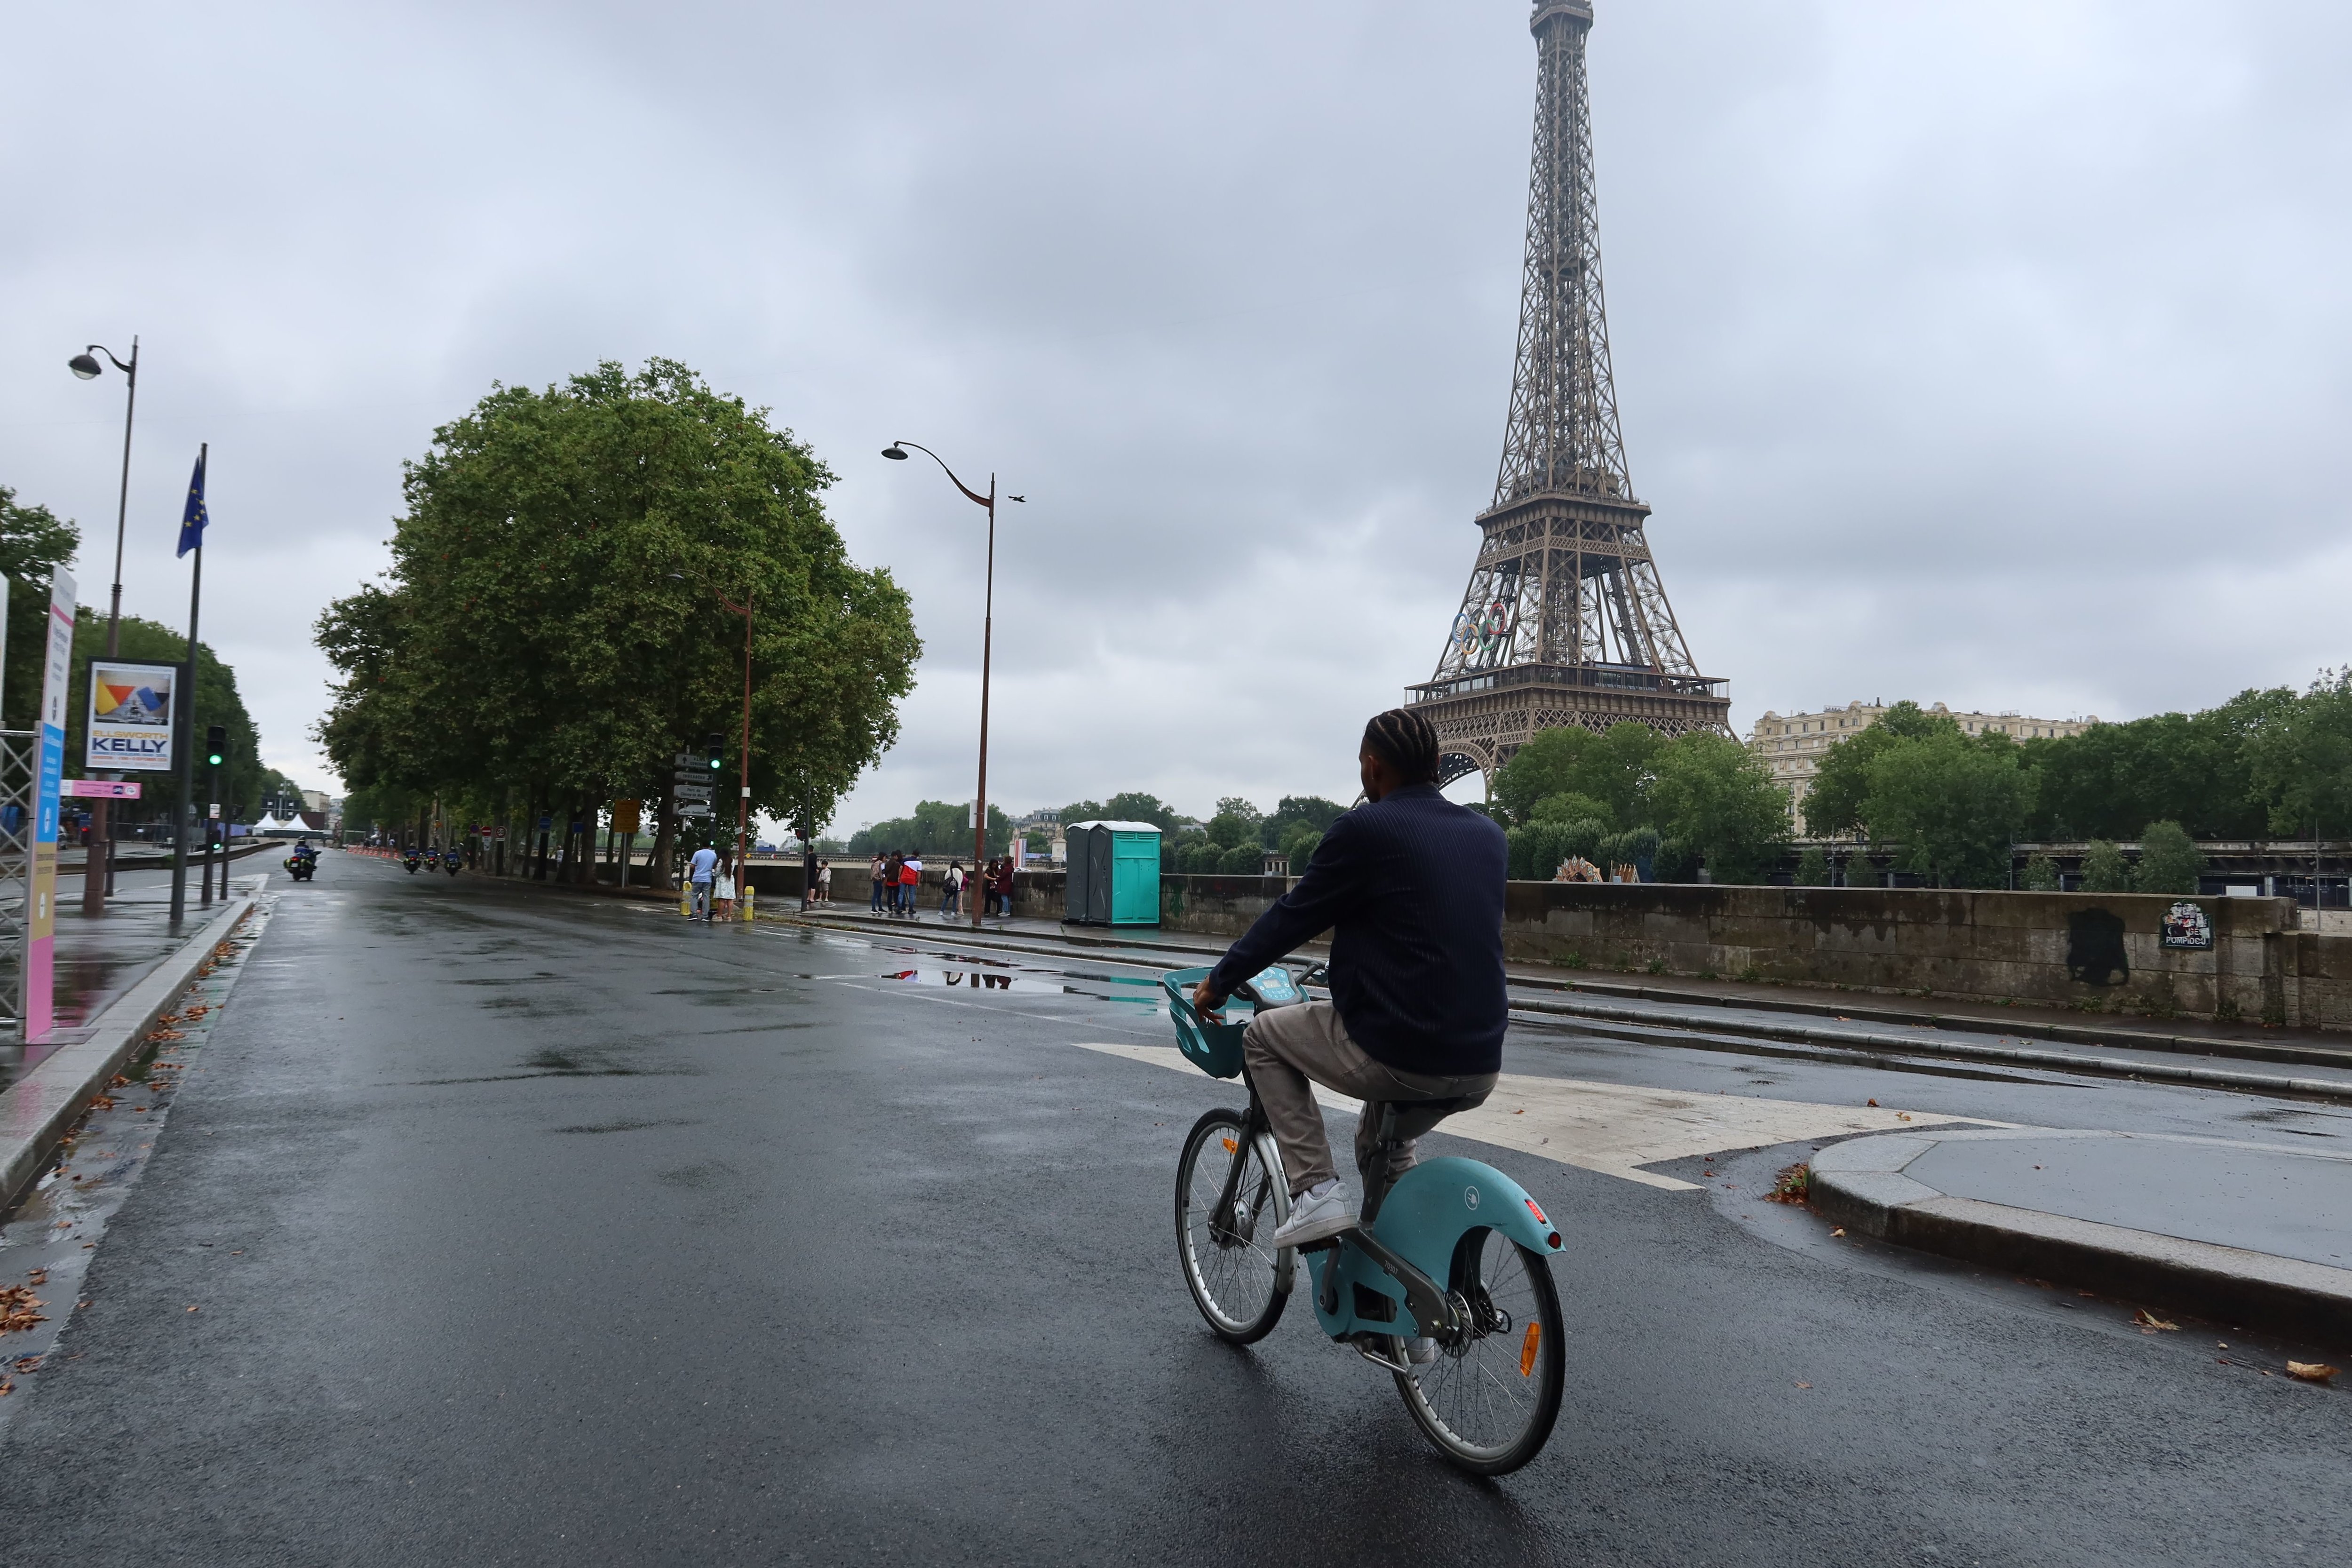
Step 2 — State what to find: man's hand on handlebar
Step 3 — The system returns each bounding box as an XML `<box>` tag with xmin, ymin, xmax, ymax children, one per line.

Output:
<box><xmin>1191</xmin><ymin>978</ymin><xmax>1228</xmax><ymax>1015</ymax></box>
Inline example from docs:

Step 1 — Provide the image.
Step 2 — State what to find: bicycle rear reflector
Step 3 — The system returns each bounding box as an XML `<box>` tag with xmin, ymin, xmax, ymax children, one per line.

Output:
<box><xmin>1520</xmin><ymin>1322</ymin><xmax>1542</xmax><ymax>1377</ymax></box>
<box><xmin>1221</xmin><ymin>1137</ymin><xmax>1237</xmax><ymax>1154</ymax></box>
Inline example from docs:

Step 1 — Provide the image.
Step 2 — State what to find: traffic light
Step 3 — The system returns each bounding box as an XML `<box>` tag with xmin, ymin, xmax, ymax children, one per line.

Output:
<box><xmin>703</xmin><ymin>733</ymin><xmax>725</xmax><ymax>771</ymax></box>
<box><xmin>205</xmin><ymin>724</ymin><xmax>227</xmax><ymax>767</ymax></box>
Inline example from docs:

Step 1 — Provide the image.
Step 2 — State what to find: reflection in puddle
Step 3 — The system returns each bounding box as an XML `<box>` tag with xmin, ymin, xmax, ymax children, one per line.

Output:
<box><xmin>881</xmin><ymin>968</ymin><xmax>1060</xmax><ymax>993</ymax></box>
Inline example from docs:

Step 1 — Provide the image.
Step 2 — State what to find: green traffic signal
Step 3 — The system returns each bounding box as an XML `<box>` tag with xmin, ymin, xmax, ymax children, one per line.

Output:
<box><xmin>205</xmin><ymin>724</ymin><xmax>227</xmax><ymax>767</ymax></box>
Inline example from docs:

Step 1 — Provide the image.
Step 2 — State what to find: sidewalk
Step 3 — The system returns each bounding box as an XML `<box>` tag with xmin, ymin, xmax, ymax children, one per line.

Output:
<box><xmin>1810</xmin><ymin>1127</ymin><xmax>2352</xmax><ymax>1348</ymax></box>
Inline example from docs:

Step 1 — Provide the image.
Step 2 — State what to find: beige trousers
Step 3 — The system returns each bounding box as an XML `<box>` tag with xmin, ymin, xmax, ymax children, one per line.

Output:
<box><xmin>1241</xmin><ymin>1001</ymin><xmax>1497</xmax><ymax>1196</ymax></box>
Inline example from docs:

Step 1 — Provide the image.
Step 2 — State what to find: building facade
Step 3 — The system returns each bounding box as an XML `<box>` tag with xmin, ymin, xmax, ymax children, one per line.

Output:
<box><xmin>1749</xmin><ymin>701</ymin><xmax>2098</xmax><ymax>835</ymax></box>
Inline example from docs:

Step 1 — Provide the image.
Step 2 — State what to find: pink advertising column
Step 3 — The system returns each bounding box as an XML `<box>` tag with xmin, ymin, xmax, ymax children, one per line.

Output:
<box><xmin>26</xmin><ymin>571</ymin><xmax>76</xmax><ymax>1043</ymax></box>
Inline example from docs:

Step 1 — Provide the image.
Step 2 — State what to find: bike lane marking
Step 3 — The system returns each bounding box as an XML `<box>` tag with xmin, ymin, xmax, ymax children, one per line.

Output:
<box><xmin>1069</xmin><ymin>1042</ymin><xmax>2005</xmax><ymax>1191</ymax></box>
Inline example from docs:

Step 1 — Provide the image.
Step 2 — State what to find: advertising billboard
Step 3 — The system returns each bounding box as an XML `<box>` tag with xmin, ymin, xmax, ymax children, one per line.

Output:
<box><xmin>86</xmin><ymin>659</ymin><xmax>180</xmax><ymax>772</ymax></box>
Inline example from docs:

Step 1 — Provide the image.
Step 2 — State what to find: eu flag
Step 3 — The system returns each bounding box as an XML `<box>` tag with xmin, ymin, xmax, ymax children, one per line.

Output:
<box><xmin>176</xmin><ymin>449</ymin><xmax>208</xmax><ymax>558</ymax></box>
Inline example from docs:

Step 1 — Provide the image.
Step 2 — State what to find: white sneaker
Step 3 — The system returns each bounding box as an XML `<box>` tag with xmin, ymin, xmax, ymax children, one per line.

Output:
<box><xmin>1270</xmin><ymin>1181</ymin><xmax>1356</xmax><ymax>1249</ymax></box>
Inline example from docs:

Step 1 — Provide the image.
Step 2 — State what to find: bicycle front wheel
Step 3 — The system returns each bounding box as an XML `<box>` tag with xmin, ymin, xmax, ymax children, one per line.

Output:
<box><xmin>1394</xmin><ymin>1231</ymin><xmax>1565</xmax><ymax>1476</ymax></box>
<box><xmin>1174</xmin><ymin>1107</ymin><xmax>1291</xmax><ymax>1343</ymax></box>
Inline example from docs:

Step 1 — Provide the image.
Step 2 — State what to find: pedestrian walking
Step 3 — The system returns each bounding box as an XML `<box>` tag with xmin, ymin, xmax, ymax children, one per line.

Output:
<box><xmin>817</xmin><ymin>859</ymin><xmax>833</xmax><ymax>904</ymax></box>
<box><xmin>714</xmin><ymin>866</ymin><xmax>737</xmax><ymax>922</ymax></box>
<box><xmin>884</xmin><ymin>852</ymin><xmax>904</xmax><ymax>915</ymax></box>
<box><xmin>869</xmin><ymin>852</ymin><xmax>887</xmax><ymax>912</ymax></box>
<box><xmin>901</xmin><ymin>853</ymin><xmax>923</xmax><ymax>916</ymax></box>
<box><xmin>687</xmin><ymin>844</ymin><xmax>719</xmax><ymax>922</ymax></box>
<box><xmin>942</xmin><ymin>860</ymin><xmax>963</xmax><ymax>918</ymax></box>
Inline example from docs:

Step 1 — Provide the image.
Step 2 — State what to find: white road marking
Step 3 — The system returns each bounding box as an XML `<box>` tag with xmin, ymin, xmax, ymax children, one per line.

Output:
<box><xmin>1070</xmin><ymin>1042</ymin><xmax>2000</xmax><ymax>1191</ymax></box>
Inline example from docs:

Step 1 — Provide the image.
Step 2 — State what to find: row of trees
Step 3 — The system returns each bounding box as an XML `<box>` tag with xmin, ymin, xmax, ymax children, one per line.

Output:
<box><xmin>1799</xmin><ymin>685</ymin><xmax>2352</xmax><ymax>888</ymax></box>
<box><xmin>318</xmin><ymin>360</ymin><xmax>922</xmax><ymax>886</ymax></box>
<box><xmin>845</xmin><ymin>802</ymin><xmax>1014</xmax><ymax>859</ymax></box>
<box><xmin>1491</xmin><ymin>724</ymin><xmax>1790</xmax><ymax>883</ymax></box>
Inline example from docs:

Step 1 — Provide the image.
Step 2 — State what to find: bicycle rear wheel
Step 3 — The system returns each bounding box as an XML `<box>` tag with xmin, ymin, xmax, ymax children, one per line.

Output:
<box><xmin>1393</xmin><ymin>1231</ymin><xmax>1565</xmax><ymax>1475</ymax></box>
<box><xmin>1174</xmin><ymin>1107</ymin><xmax>1291</xmax><ymax>1343</ymax></box>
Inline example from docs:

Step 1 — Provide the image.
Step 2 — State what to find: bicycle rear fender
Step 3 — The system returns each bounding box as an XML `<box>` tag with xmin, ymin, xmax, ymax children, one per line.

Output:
<box><xmin>1373</xmin><ymin>1156</ymin><xmax>1560</xmax><ymax>1281</ymax></box>
<box><xmin>1309</xmin><ymin>1156</ymin><xmax>1561</xmax><ymax>1339</ymax></box>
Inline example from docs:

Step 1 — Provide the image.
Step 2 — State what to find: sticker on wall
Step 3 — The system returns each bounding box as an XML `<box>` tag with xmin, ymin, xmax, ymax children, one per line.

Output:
<box><xmin>2160</xmin><ymin>901</ymin><xmax>2214</xmax><ymax>951</ymax></box>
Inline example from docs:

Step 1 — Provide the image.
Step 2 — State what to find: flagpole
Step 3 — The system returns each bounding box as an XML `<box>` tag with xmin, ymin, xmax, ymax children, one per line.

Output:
<box><xmin>168</xmin><ymin>445</ymin><xmax>205</xmax><ymax>926</ymax></box>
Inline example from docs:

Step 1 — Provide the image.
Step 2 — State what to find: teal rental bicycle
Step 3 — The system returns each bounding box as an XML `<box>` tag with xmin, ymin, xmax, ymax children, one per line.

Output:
<box><xmin>1166</xmin><ymin>965</ymin><xmax>1566</xmax><ymax>1476</ymax></box>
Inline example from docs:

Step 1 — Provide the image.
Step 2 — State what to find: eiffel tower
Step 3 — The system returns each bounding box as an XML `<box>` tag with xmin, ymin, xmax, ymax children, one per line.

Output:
<box><xmin>1413</xmin><ymin>0</ymin><xmax>1729</xmax><ymax>787</ymax></box>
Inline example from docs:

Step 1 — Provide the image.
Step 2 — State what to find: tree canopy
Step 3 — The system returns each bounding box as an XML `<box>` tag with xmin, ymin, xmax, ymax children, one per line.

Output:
<box><xmin>317</xmin><ymin>359</ymin><xmax>919</xmax><ymax>838</ymax></box>
<box><xmin>1</xmin><ymin>482</ymin><xmax>80</xmax><ymax>732</ymax></box>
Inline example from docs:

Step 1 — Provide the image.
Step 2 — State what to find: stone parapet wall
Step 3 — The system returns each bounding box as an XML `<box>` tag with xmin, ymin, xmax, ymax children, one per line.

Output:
<box><xmin>789</xmin><ymin>866</ymin><xmax>2352</xmax><ymax>1031</ymax></box>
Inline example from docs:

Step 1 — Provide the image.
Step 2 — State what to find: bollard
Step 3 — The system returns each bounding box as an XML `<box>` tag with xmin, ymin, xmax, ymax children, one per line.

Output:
<box><xmin>680</xmin><ymin>889</ymin><xmax>691</xmax><ymax>918</ymax></box>
<box><xmin>741</xmin><ymin>886</ymin><xmax>755</xmax><ymax>923</ymax></box>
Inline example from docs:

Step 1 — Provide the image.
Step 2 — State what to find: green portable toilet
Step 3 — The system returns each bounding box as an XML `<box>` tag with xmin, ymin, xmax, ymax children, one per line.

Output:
<box><xmin>1065</xmin><ymin>820</ymin><xmax>1162</xmax><ymax>926</ymax></box>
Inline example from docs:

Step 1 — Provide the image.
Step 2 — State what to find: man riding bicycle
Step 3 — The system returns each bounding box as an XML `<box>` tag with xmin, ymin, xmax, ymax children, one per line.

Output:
<box><xmin>1192</xmin><ymin>708</ymin><xmax>1507</xmax><ymax>1252</ymax></box>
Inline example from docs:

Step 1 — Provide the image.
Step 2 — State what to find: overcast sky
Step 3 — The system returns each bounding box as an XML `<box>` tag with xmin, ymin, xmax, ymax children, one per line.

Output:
<box><xmin>6</xmin><ymin>0</ymin><xmax>2347</xmax><ymax>834</ymax></box>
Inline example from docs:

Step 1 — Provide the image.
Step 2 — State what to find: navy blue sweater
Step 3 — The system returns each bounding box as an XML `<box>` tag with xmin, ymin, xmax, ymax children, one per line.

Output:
<box><xmin>1207</xmin><ymin>784</ymin><xmax>1508</xmax><ymax>1076</ymax></box>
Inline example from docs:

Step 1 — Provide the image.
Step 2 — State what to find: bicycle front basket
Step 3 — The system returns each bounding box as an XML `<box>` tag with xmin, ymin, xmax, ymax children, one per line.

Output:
<box><xmin>1163</xmin><ymin>966</ymin><xmax>1249</xmax><ymax>1079</ymax></box>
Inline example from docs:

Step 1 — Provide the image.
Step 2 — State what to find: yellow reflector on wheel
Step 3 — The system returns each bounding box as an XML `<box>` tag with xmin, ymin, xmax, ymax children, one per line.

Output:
<box><xmin>1519</xmin><ymin>1321</ymin><xmax>1541</xmax><ymax>1377</ymax></box>
<box><xmin>1221</xmin><ymin>1137</ymin><xmax>1237</xmax><ymax>1153</ymax></box>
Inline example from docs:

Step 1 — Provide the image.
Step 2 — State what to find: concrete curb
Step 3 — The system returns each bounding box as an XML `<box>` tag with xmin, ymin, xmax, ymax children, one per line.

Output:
<box><xmin>780</xmin><ymin>913</ymin><xmax>2352</xmax><ymax>1105</ymax></box>
<box><xmin>1809</xmin><ymin>1128</ymin><xmax>2352</xmax><ymax>1344</ymax></box>
<box><xmin>0</xmin><ymin>893</ymin><xmax>257</xmax><ymax>1211</ymax></box>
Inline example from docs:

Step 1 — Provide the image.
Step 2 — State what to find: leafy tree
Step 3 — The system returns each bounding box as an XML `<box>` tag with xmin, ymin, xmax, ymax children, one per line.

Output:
<box><xmin>1204</xmin><ymin>810</ymin><xmax>1259</xmax><ymax>848</ymax></box>
<box><xmin>1858</xmin><ymin>729</ymin><xmax>2030</xmax><ymax>888</ymax></box>
<box><xmin>2079</xmin><ymin>839</ymin><xmax>2133</xmax><ymax>893</ymax></box>
<box><xmin>1268</xmin><ymin>795</ymin><xmax>1346</xmax><ymax>837</ymax></box>
<box><xmin>1646</xmin><ymin>732</ymin><xmax>1787</xmax><ymax>883</ymax></box>
<box><xmin>2134</xmin><ymin>820</ymin><xmax>2206</xmax><ymax>895</ymax></box>
<box><xmin>1286</xmin><ymin>830</ymin><xmax>1323</xmax><ymax>869</ymax></box>
<box><xmin>1060</xmin><ymin>792</ymin><xmax>1182</xmax><ymax>834</ymax></box>
<box><xmin>1598</xmin><ymin>826</ymin><xmax>1663</xmax><ymax>878</ymax></box>
<box><xmin>1795</xmin><ymin>845</ymin><xmax>1829</xmax><ymax>886</ymax></box>
<box><xmin>2022</xmin><ymin>852</ymin><xmax>2060</xmax><ymax>891</ymax></box>
<box><xmin>1802</xmin><ymin>701</ymin><xmax>1955</xmax><ymax>838</ymax></box>
<box><xmin>317</xmin><ymin>358</ymin><xmax>918</xmax><ymax>872</ymax></box>
<box><xmin>1217</xmin><ymin>843</ymin><xmax>1262</xmax><ymax>874</ymax></box>
<box><xmin>0</xmin><ymin>483</ymin><xmax>81</xmax><ymax>732</ymax></box>
<box><xmin>1845</xmin><ymin>848</ymin><xmax>1879</xmax><ymax>888</ymax></box>
<box><xmin>1653</xmin><ymin>837</ymin><xmax>1700</xmax><ymax>883</ymax></box>
<box><xmin>1214</xmin><ymin>797</ymin><xmax>1261</xmax><ymax>825</ymax></box>
<box><xmin>1493</xmin><ymin>722</ymin><xmax>1660</xmax><ymax>827</ymax></box>
<box><xmin>1532</xmin><ymin>790</ymin><xmax>1614</xmax><ymax>826</ymax></box>
<box><xmin>2025</xmin><ymin>690</ymin><xmax>2291</xmax><ymax>840</ymax></box>
<box><xmin>2245</xmin><ymin>670</ymin><xmax>2352</xmax><ymax>839</ymax></box>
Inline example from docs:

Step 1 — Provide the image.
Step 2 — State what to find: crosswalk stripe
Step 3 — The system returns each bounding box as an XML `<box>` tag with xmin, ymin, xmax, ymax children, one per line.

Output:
<box><xmin>1071</xmin><ymin>1042</ymin><xmax>1998</xmax><ymax>1191</ymax></box>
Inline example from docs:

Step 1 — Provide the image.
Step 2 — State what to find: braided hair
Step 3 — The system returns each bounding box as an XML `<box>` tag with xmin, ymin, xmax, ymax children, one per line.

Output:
<box><xmin>1361</xmin><ymin>708</ymin><xmax>1441</xmax><ymax>785</ymax></box>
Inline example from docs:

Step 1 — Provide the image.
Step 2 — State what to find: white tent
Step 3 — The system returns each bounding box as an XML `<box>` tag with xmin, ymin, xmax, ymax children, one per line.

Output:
<box><xmin>253</xmin><ymin>812</ymin><xmax>310</xmax><ymax>838</ymax></box>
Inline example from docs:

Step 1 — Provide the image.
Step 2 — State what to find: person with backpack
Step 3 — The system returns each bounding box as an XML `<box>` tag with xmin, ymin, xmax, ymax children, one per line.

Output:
<box><xmin>942</xmin><ymin>860</ymin><xmax>965</xmax><ymax>919</ymax></box>
<box><xmin>900</xmin><ymin>853</ymin><xmax>923</xmax><ymax>916</ymax></box>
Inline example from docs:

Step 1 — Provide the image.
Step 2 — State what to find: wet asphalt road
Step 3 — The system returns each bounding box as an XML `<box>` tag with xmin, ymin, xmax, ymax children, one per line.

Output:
<box><xmin>0</xmin><ymin>853</ymin><xmax>2342</xmax><ymax>1566</ymax></box>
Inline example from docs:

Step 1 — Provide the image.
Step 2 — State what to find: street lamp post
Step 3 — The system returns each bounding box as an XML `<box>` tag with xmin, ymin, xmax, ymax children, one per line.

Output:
<box><xmin>671</xmin><ymin>573</ymin><xmax>756</xmax><ymax>914</ymax></box>
<box><xmin>882</xmin><ymin>441</ymin><xmax>1023</xmax><ymax>931</ymax></box>
<box><xmin>68</xmin><ymin>338</ymin><xmax>138</xmax><ymax>915</ymax></box>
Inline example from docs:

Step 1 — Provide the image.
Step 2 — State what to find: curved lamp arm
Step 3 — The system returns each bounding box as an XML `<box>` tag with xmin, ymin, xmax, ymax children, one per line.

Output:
<box><xmin>883</xmin><ymin>440</ymin><xmax>991</xmax><ymax>508</ymax></box>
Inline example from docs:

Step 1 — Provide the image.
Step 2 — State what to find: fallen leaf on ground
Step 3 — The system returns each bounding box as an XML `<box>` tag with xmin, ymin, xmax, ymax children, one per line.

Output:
<box><xmin>1831</xmin><ymin>1227</ymin><xmax>1847</xmax><ymax>1237</ymax></box>
<box><xmin>185</xmin><ymin>1305</ymin><xmax>199</xmax><ymax>1314</ymax></box>
<box><xmin>1897</xmin><ymin>1112</ymin><xmax>1913</xmax><ymax>1122</ymax></box>
<box><xmin>1866</xmin><ymin>1098</ymin><xmax>1878</xmax><ymax>1107</ymax></box>
<box><xmin>1795</xmin><ymin>1381</ymin><xmax>1812</xmax><ymax>1389</ymax></box>
<box><xmin>2133</xmin><ymin>1309</ymin><xmax>2179</xmax><ymax>1332</ymax></box>
<box><xmin>2285</xmin><ymin>1361</ymin><xmax>2339</xmax><ymax>1384</ymax></box>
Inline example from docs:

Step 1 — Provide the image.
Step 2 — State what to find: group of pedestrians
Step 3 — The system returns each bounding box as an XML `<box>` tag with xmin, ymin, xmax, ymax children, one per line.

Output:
<box><xmin>866</xmin><ymin>851</ymin><xmax>1019</xmax><ymax>920</ymax></box>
